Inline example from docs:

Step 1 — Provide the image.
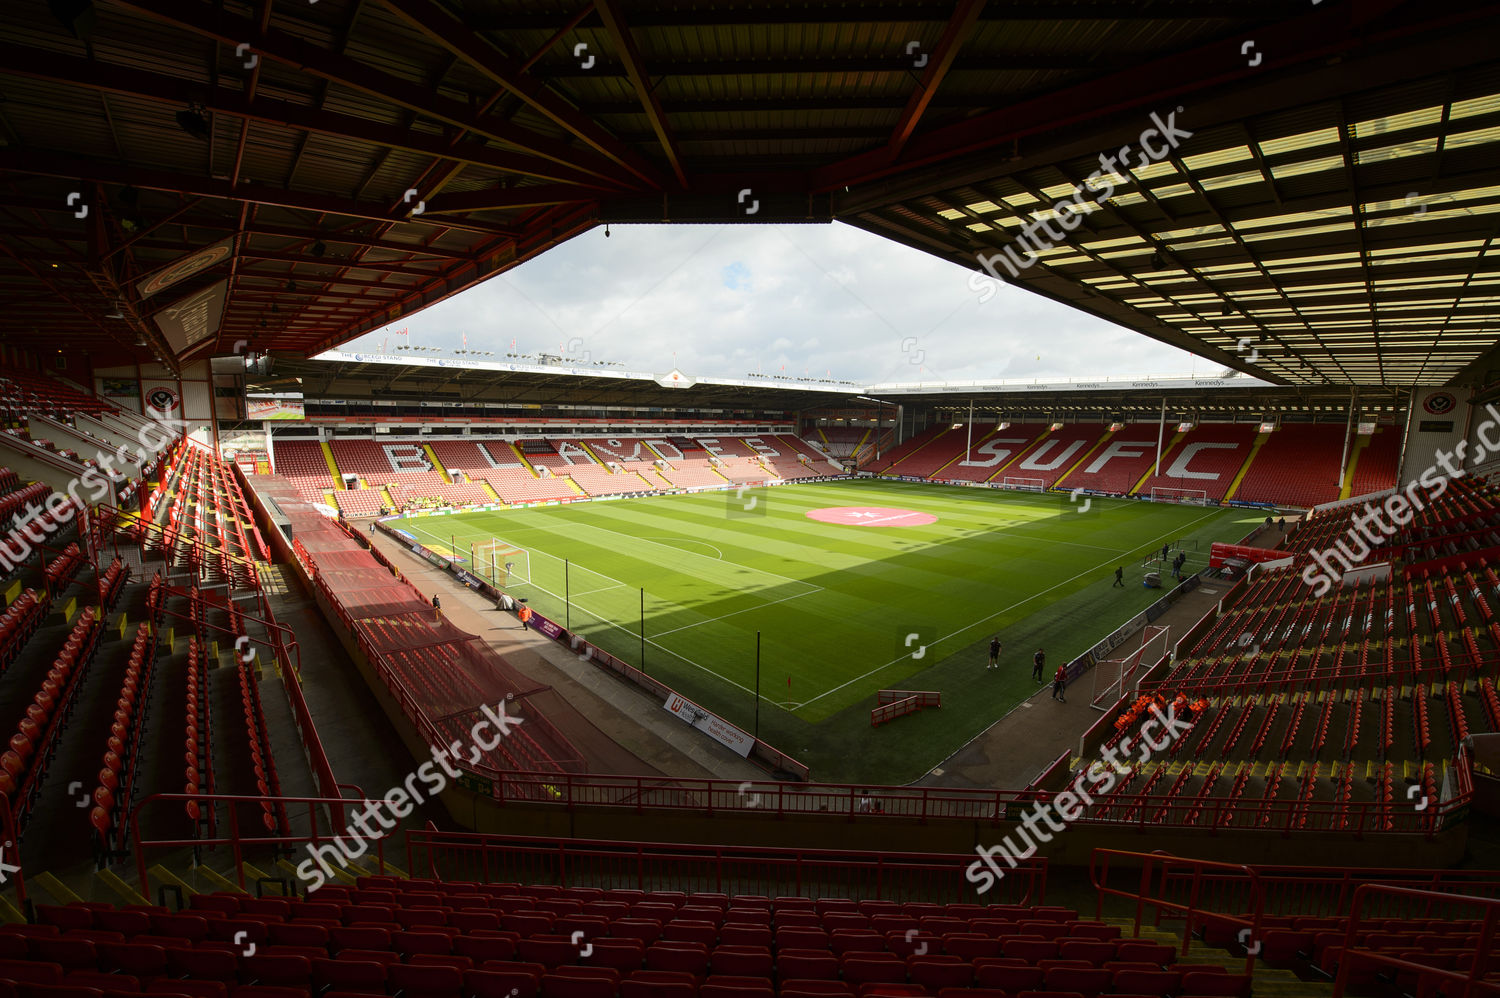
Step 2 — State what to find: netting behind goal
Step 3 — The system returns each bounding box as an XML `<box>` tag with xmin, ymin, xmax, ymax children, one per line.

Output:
<box><xmin>1151</xmin><ymin>487</ymin><xmax>1210</xmax><ymax>505</ymax></box>
<box><xmin>1000</xmin><ymin>476</ymin><xmax>1046</xmax><ymax>492</ymax></box>
<box><xmin>1090</xmin><ymin>625</ymin><xmax>1171</xmax><ymax>711</ymax></box>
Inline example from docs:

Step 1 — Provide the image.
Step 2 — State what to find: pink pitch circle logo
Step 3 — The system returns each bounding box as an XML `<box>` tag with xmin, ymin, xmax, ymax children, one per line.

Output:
<box><xmin>805</xmin><ymin>506</ymin><xmax>937</xmax><ymax>527</ymax></box>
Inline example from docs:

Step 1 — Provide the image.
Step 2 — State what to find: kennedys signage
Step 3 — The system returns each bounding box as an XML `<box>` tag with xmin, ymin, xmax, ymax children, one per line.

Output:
<box><xmin>154</xmin><ymin>279</ymin><xmax>227</xmax><ymax>353</ymax></box>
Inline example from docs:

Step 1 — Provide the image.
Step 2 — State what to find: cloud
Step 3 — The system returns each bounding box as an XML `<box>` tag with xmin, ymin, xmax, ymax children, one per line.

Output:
<box><xmin>340</xmin><ymin>223</ymin><xmax>1211</xmax><ymax>383</ymax></box>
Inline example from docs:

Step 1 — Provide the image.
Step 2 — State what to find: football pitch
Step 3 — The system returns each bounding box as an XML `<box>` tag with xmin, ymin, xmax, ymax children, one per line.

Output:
<box><xmin>400</xmin><ymin>479</ymin><xmax>1261</xmax><ymax>783</ymax></box>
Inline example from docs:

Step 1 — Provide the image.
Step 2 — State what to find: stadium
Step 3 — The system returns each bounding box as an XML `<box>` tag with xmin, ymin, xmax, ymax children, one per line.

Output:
<box><xmin>0</xmin><ymin>1</ymin><xmax>1498</xmax><ymax>997</ymax></box>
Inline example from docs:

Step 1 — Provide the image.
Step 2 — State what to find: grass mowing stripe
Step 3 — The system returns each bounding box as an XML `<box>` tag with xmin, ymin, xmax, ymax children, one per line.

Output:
<box><xmin>793</xmin><ymin>505</ymin><xmax>1226</xmax><ymax>711</ymax></box>
<box><xmin>401</xmin><ymin>481</ymin><xmax>1260</xmax><ymax>779</ymax></box>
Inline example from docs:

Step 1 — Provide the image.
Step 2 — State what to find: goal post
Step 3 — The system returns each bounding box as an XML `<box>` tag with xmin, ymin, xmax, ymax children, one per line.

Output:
<box><xmin>471</xmin><ymin>538</ymin><xmax>529</xmax><ymax>587</ymax></box>
<box><xmin>1150</xmin><ymin>486</ymin><xmax>1210</xmax><ymax>506</ymax></box>
<box><xmin>999</xmin><ymin>476</ymin><xmax>1046</xmax><ymax>492</ymax></box>
<box><xmin>1090</xmin><ymin>624</ymin><xmax>1171</xmax><ymax>711</ymax></box>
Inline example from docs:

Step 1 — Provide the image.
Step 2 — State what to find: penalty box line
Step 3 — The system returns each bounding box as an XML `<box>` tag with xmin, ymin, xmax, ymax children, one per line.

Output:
<box><xmin>414</xmin><ymin>521</ymin><xmax>792</xmax><ymax>709</ymax></box>
<box><xmin>508</xmin><ymin>570</ymin><xmax>763</xmax><ymax>703</ymax></box>
<box><xmin>793</xmin><ymin>507</ymin><xmax>1225</xmax><ymax>713</ymax></box>
<box><xmin>561</xmin><ymin>518</ymin><xmax>824</xmax><ymax>598</ymax></box>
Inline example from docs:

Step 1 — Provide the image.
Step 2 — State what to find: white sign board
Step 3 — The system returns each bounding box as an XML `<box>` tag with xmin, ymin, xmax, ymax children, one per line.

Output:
<box><xmin>662</xmin><ymin>693</ymin><xmax>754</xmax><ymax>758</ymax></box>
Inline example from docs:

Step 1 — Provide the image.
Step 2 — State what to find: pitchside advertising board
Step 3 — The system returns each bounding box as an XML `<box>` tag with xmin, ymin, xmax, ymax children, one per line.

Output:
<box><xmin>662</xmin><ymin>693</ymin><xmax>755</xmax><ymax>758</ymax></box>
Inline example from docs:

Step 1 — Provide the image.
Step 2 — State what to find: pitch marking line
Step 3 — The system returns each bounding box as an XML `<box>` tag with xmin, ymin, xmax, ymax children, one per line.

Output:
<box><xmin>406</xmin><ymin>520</ymin><xmax>797</xmax><ymax>707</ymax></box>
<box><xmin>794</xmin><ymin>507</ymin><xmax>1226</xmax><ymax>712</ymax></box>
<box><xmin>571</xmin><ymin>583</ymin><xmax>627</xmax><ymax>598</ymax></box>
<box><xmin>502</xmin><ymin>569</ymin><xmax>760</xmax><ymax>700</ymax></box>
<box><xmin>651</xmin><ymin>587</ymin><xmax>819</xmax><ymax>638</ymax></box>
<box><xmin>641</xmin><ymin>536</ymin><xmax>724</xmax><ymax>559</ymax></box>
<box><xmin>558</xmin><ymin>518</ymin><xmax>824</xmax><ymax>596</ymax></box>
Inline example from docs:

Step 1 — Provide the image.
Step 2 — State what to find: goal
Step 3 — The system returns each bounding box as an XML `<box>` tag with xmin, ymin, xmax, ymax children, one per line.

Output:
<box><xmin>1090</xmin><ymin>624</ymin><xmax>1171</xmax><ymax>711</ymax></box>
<box><xmin>471</xmin><ymin>539</ymin><xmax>530</xmax><ymax>586</ymax></box>
<box><xmin>1150</xmin><ymin>486</ymin><xmax>1211</xmax><ymax>506</ymax></box>
<box><xmin>999</xmin><ymin>476</ymin><xmax>1046</xmax><ymax>492</ymax></box>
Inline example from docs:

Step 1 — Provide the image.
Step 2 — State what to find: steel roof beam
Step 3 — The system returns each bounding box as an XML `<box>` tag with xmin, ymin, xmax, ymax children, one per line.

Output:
<box><xmin>0</xmin><ymin>150</ymin><xmax>524</xmax><ymax>239</ymax></box>
<box><xmin>594</xmin><ymin>0</ymin><xmax>688</xmax><ymax>188</ymax></box>
<box><xmin>480</xmin><ymin>3</ymin><xmax>1312</xmax><ymax>30</ymax></box>
<box><xmin>887</xmin><ymin>0</ymin><xmax>987</xmax><ymax>157</ymax></box>
<box><xmin>815</xmin><ymin>0</ymin><xmax>1486</xmax><ymax>191</ymax></box>
<box><xmin>109</xmin><ymin>0</ymin><xmax>646</xmax><ymax>190</ymax></box>
<box><xmin>375</xmin><ymin>0</ymin><xmax>664</xmax><ymax>188</ymax></box>
<box><xmin>422</xmin><ymin>185</ymin><xmax>617</xmax><ymax>214</ymax></box>
<box><xmin>0</xmin><ymin>44</ymin><xmax>618</xmax><ymax>190</ymax></box>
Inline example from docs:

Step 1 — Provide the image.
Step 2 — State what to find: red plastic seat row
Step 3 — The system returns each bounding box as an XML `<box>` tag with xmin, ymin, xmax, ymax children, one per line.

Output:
<box><xmin>91</xmin><ymin>622</ymin><xmax>156</xmax><ymax>860</ymax></box>
<box><xmin>2</xmin><ymin>605</ymin><xmax>100</xmax><ymax>822</ymax></box>
<box><xmin>237</xmin><ymin>659</ymin><xmax>285</xmax><ymax>836</ymax></box>
<box><xmin>185</xmin><ymin>638</ymin><xmax>214</xmax><ymax>830</ymax></box>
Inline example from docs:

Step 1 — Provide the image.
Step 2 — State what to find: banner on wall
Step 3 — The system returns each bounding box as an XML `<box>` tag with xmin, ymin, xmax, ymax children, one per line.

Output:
<box><xmin>135</xmin><ymin>238</ymin><xmax>234</xmax><ymax>301</ymax></box>
<box><xmin>100</xmin><ymin>378</ymin><xmax>137</xmax><ymax>398</ymax></box>
<box><xmin>1406</xmin><ymin>387</ymin><xmax>1471</xmax><ymax>479</ymax></box>
<box><xmin>154</xmin><ymin>279</ymin><xmax>227</xmax><ymax>354</ymax></box>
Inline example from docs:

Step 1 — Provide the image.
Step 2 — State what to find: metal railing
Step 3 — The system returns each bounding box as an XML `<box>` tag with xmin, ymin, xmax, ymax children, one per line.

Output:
<box><xmin>130</xmin><ymin>791</ymin><xmax>401</xmax><ymax>896</ymax></box>
<box><xmin>406</xmin><ymin>829</ymin><xmax>1046</xmax><ymax>906</ymax></box>
<box><xmin>1332</xmin><ymin>883</ymin><xmax>1498</xmax><ymax>998</ymax></box>
<box><xmin>1091</xmin><ymin>848</ymin><xmax>1264</xmax><ymax>975</ymax></box>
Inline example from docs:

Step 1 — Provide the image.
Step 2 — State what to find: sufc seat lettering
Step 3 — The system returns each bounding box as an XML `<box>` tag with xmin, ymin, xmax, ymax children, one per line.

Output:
<box><xmin>1082</xmin><ymin>439</ymin><xmax>1154</xmax><ymax>474</ymax></box>
<box><xmin>383</xmin><ymin>443</ymin><xmax>432</xmax><ymax>472</ymax></box>
<box><xmin>1018</xmin><ymin>438</ymin><xmax>1087</xmax><ymax>472</ymax></box>
<box><xmin>1166</xmin><ymin>441</ymin><xmax>1240</xmax><ymax>480</ymax></box>
<box><xmin>958</xmin><ymin>437</ymin><xmax>1030</xmax><ymax>468</ymax></box>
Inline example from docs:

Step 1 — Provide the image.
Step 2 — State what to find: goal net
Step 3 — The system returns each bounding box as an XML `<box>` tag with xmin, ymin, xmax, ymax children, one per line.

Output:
<box><xmin>1150</xmin><ymin>486</ymin><xmax>1210</xmax><ymax>506</ymax></box>
<box><xmin>999</xmin><ymin>476</ymin><xmax>1046</xmax><ymax>492</ymax></box>
<box><xmin>471</xmin><ymin>539</ymin><xmax>530</xmax><ymax>586</ymax></box>
<box><xmin>1090</xmin><ymin>624</ymin><xmax>1171</xmax><ymax>711</ymax></box>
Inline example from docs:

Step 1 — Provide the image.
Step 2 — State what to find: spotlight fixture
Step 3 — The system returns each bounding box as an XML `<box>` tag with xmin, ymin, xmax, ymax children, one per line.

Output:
<box><xmin>1150</xmin><ymin>251</ymin><xmax>1164</xmax><ymax>269</ymax></box>
<box><xmin>174</xmin><ymin>104</ymin><xmax>211</xmax><ymax>141</ymax></box>
<box><xmin>311</xmin><ymin>240</ymin><xmax>326</xmax><ymax>257</ymax></box>
<box><xmin>604</xmin><ymin>224</ymin><xmax>610</xmax><ymax>238</ymax></box>
<box><xmin>106</xmin><ymin>300</ymin><xmax>125</xmax><ymax>319</ymax></box>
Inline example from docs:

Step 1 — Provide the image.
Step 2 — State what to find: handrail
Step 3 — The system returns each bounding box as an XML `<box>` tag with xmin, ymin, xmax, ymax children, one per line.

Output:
<box><xmin>129</xmin><ymin>791</ymin><xmax>404</xmax><ymax>894</ymax></box>
<box><xmin>1141</xmin><ymin>653</ymin><xmax>1500</xmax><ymax>696</ymax></box>
<box><xmin>406</xmin><ymin>828</ymin><xmax>1047</xmax><ymax>906</ymax></box>
<box><xmin>1091</xmin><ymin>848</ymin><xmax>1263</xmax><ymax>975</ymax></box>
<box><xmin>1332</xmin><ymin>883</ymin><xmax>1498</xmax><ymax>998</ymax></box>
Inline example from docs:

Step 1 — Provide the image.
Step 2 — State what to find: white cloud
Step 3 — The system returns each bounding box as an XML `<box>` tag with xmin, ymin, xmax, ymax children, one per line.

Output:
<box><xmin>344</xmin><ymin>222</ymin><xmax>1212</xmax><ymax>383</ymax></box>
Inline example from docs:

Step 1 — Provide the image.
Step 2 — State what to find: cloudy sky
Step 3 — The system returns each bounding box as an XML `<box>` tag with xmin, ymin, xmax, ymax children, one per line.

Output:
<box><xmin>337</xmin><ymin>222</ymin><xmax>1216</xmax><ymax>385</ymax></box>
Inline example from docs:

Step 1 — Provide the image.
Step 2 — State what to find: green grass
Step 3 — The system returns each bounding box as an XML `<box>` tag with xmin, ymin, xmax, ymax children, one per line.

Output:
<box><xmin>401</xmin><ymin>480</ymin><xmax>1260</xmax><ymax>783</ymax></box>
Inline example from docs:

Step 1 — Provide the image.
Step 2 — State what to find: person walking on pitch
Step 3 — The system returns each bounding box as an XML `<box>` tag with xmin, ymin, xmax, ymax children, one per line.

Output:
<box><xmin>1032</xmin><ymin>648</ymin><xmax>1045</xmax><ymax>683</ymax></box>
<box><xmin>988</xmin><ymin>636</ymin><xmax>1001</xmax><ymax>670</ymax></box>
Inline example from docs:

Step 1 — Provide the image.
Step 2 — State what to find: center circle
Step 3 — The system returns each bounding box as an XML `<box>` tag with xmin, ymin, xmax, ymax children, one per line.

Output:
<box><xmin>805</xmin><ymin>506</ymin><xmax>938</xmax><ymax>527</ymax></box>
